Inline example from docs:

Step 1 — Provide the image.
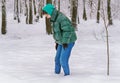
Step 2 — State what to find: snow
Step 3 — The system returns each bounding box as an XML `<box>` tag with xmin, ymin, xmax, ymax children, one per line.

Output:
<box><xmin>1</xmin><ymin>14</ymin><xmax>120</xmax><ymax>83</ymax></box>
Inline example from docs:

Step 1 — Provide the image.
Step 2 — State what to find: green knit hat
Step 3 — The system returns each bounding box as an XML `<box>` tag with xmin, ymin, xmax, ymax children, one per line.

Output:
<box><xmin>42</xmin><ymin>4</ymin><xmax>55</xmax><ymax>16</ymax></box>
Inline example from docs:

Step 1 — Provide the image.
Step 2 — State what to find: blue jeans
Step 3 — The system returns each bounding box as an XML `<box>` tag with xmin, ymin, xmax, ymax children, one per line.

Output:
<box><xmin>55</xmin><ymin>42</ymin><xmax>75</xmax><ymax>76</ymax></box>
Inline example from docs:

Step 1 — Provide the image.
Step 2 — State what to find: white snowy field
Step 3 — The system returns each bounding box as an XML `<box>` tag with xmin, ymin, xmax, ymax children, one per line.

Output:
<box><xmin>0</xmin><ymin>15</ymin><xmax>120</xmax><ymax>83</ymax></box>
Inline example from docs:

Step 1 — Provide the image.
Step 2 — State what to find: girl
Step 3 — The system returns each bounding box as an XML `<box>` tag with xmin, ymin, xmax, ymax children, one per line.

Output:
<box><xmin>42</xmin><ymin>4</ymin><xmax>77</xmax><ymax>76</ymax></box>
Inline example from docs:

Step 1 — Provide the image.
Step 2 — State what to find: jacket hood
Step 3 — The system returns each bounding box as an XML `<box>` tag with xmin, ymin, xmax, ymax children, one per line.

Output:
<box><xmin>42</xmin><ymin>4</ymin><xmax>55</xmax><ymax>16</ymax></box>
<box><xmin>50</xmin><ymin>9</ymin><xmax>59</xmax><ymax>22</ymax></box>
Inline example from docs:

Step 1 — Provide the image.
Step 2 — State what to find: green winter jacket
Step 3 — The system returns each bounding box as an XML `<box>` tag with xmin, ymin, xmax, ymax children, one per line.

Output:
<box><xmin>50</xmin><ymin>9</ymin><xmax>77</xmax><ymax>44</ymax></box>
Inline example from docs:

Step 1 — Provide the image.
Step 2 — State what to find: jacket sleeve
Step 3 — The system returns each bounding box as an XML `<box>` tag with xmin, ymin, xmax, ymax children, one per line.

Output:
<box><xmin>60</xmin><ymin>17</ymin><xmax>75</xmax><ymax>44</ymax></box>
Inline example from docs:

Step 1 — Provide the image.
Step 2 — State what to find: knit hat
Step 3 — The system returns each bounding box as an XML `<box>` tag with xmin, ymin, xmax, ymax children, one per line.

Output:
<box><xmin>42</xmin><ymin>4</ymin><xmax>55</xmax><ymax>16</ymax></box>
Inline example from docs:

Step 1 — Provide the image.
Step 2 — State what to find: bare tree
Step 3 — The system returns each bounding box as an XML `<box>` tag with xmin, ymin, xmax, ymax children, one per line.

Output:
<box><xmin>20</xmin><ymin>0</ymin><xmax>22</xmax><ymax>14</ymax></box>
<box><xmin>83</xmin><ymin>0</ymin><xmax>87</xmax><ymax>21</ymax></box>
<box><xmin>14</xmin><ymin>0</ymin><xmax>16</xmax><ymax>20</ymax></box>
<box><xmin>58</xmin><ymin>0</ymin><xmax>60</xmax><ymax>11</ymax></box>
<box><xmin>107</xmin><ymin>0</ymin><xmax>113</xmax><ymax>25</ymax></box>
<box><xmin>1</xmin><ymin>0</ymin><xmax>7</xmax><ymax>35</ymax></box>
<box><xmin>25</xmin><ymin>0</ymin><xmax>29</xmax><ymax>24</ymax></box>
<box><xmin>71</xmin><ymin>0</ymin><xmax>78</xmax><ymax>28</ymax></box>
<box><xmin>16</xmin><ymin>0</ymin><xmax>20</xmax><ymax>23</ymax></box>
<box><xmin>29</xmin><ymin>0</ymin><xmax>33</xmax><ymax>24</ymax></box>
<box><xmin>101</xmin><ymin>0</ymin><xmax>110</xmax><ymax>76</ymax></box>
<box><xmin>33</xmin><ymin>0</ymin><xmax>36</xmax><ymax>15</ymax></box>
<box><xmin>89</xmin><ymin>0</ymin><xmax>93</xmax><ymax>19</ymax></box>
<box><xmin>24</xmin><ymin>0</ymin><xmax>27</xmax><ymax>16</ymax></box>
<box><xmin>45</xmin><ymin>0</ymin><xmax>52</xmax><ymax>35</ymax></box>
<box><xmin>96</xmin><ymin>0</ymin><xmax>100</xmax><ymax>23</ymax></box>
<box><xmin>39</xmin><ymin>0</ymin><xmax>44</xmax><ymax>18</ymax></box>
<box><xmin>35</xmin><ymin>0</ymin><xmax>44</xmax><ymax>22</ymax></box>
<box><xmin>14</xmin><ymin>0</ymin><xmax>20</xmax><ymax>23</ymax></box>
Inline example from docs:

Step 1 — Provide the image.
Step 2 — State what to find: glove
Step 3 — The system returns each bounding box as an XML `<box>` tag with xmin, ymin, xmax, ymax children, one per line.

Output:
<box><xmin>63</xmin><ymin>43</ymin><xmax>68</xmax><ymax>49</ymax></box>
<box><xmin>55</xmin><ymin>43</ymin><xmax>58</xmax><ymax>50</ymax></box>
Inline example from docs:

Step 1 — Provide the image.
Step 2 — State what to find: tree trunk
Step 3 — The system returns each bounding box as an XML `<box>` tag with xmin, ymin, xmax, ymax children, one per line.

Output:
<box><xmin>83</xmin><ymin>0</ymin><xmax>87</xmax><ymax>21</ymax></box>
<box><xmin>1</xmin><ymin>0</ymin><xmax>7</xmax><ymax>35</ymax></box>
<box><xmin>58</xmin><ymin>0</ymin><xmax>60</xmax><ymax>11</ymax></box>
<box><xmin>14</xmin><ymin>0</ymin><xmax>20</xmax><ymax>23</ymax></box>
<box><xmin>107</xmin><ymin>0</ymin><xmax>113</xmax><ymax>25</ymax></box>
<box><xmin>89</xmin><ymin>0</ymin><xmax>93</xmax><ymax>19</ymax></box>
<box><xmin>39</xmin><ymin>0</ymin><xmax>44</xmax><ymax>18</ymax></box>
<box><xmin>14</xmin><ymin>0</ymin><xmax>17</xmax><ymax>20</ymax></box>
<box><xmin>25</xmin><ymin>0</ymin><xmax>29</xmax><ymax>24</ymax></box>
<box><xmin>101</xmin><ymin>1</ymin><xmax>110</xmax><ymax>76</ymax></box>
<box><xmin>24</xmin><ymin>0</ymin><xmax>27</xmax><ymax>16</ymax></box>
<box><xmin>71</xmin><ymin>0</ymin><xmax>78</xmax><ymax>28</ymax></box>
<box><xmin>20</xmin><ymin>0</ymin><xmax>22</xmax><ymax>14</ymax></box>
<box><xmin>96</xmin><ymin>0</ymin><xmax>100</xmax><ymax>23</ymax></box>
<box><xmin>29</xmin><ymin>0</ymin><xmax>33</xmax><ymax>24</ymax></box>
<box><xmin>33</xmin><ymin>0</ymin><xmax>36</xmax><ymax>15</ymax></box>
<box><xmin>45</xmin><ymin>0</ymin><xmax>52</xmax><ymax>35</ymax></box>
<box><xmin>35</xmin><ymin>0</ymin><xmax>44</xmax><ymax>22</ymax></box>
<box><xmin>16</xmin><ymin>0</ymin><xmax>20</xmax><ymax>23</ymax></box>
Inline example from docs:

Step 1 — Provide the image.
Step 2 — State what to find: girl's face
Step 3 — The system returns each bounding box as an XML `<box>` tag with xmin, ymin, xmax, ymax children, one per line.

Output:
<box><xmin>44</xmin><ymin>14</ymin><xmax>51</xmax><ymax>19</ymax></box>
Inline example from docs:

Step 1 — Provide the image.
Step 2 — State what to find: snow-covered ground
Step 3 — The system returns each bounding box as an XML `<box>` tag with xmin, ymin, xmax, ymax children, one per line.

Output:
<box><xmin>0</xmin><ymin>15</ymin><xmax>120</xmax><ymax>83</ymax></box>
